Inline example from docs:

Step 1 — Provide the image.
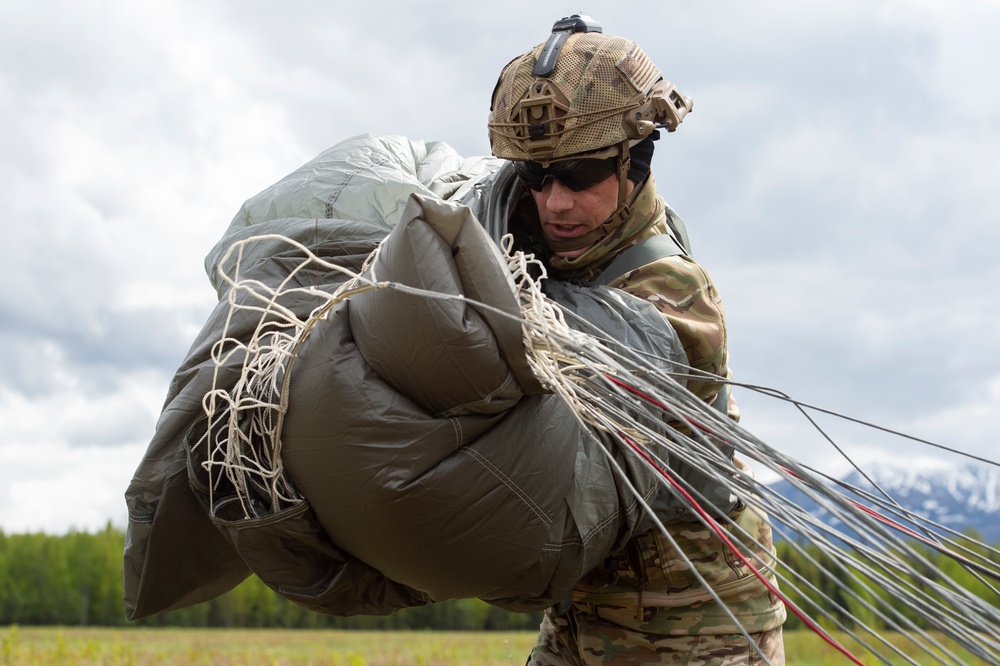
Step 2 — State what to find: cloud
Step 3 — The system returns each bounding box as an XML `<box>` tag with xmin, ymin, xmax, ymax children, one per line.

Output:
<box><xmin>1</xmin><ymin>0</ymin><xmax>998</xmax><ymax>533</ymax></box>
<box><xmin>0</xmin><ymin>440</ymin><xmax>145</xmax><ymax>533</ymax></box>
<box><xmin>0</xmin><ymin>361</ymin><xmax>165</xmax><ymax>445</ymax></box>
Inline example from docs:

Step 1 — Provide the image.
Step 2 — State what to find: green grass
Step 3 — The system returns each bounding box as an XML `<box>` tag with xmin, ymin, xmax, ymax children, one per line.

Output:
<box><xmin>2</xmin><ymin>625</ymin><xmax>996</xmax><ymax>665</ymax></box>
<box><xmin>0</xmin><ymin>626</ymin><xmax>535</xmax><ymax>665</ymax></box>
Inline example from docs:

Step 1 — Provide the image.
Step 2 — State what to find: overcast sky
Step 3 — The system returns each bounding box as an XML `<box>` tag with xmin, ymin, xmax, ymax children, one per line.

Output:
<box><xmin>2</xmin><ymin>1</ymin><xmax>999</xmax><ymax>534</ymax></box>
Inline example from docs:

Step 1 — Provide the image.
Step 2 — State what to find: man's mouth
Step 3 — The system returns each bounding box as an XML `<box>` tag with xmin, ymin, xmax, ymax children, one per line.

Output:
<box><xmin>545</xmin><ymin>222</ymin><xmax>582</xmax><ymax>238</ymax></box>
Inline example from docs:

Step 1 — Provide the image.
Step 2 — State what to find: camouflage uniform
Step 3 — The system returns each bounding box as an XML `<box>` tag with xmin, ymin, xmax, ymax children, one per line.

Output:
<box><xmin>525</xmin><ymin>177</ymin><xmax>786</xmax><ymax>665</ymax></box>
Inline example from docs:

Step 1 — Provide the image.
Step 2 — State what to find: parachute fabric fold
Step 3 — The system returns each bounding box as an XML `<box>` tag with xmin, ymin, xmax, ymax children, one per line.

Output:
<box><xmin>278</xmin><ymin>192</ymin><xmax>664</xmax><ymax>608</ymax></box>
<box><xmin>348</xmin><ymin>194</ymin><xmax>545</xmax><ymax>414</ymax></box>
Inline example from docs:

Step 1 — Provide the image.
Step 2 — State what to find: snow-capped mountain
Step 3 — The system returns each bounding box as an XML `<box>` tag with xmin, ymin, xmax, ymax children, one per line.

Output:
<box><xmin>767</xmin><ymin>461</ymin><xmax>1000</xmax><ymax>545</ymax></box>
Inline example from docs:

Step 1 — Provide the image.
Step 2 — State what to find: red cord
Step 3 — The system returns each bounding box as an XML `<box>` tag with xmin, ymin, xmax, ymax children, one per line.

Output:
<box><xmin>775</xmin><ymin>466</ymin><xmax>999</xmax><ymax>582</ymax></box>
<box><xmin>622</xmin><ymin>436</ymin><xmax>868</xmax><ymax>666</ymax></box>
<box><xmin>603</xmin><ymin>373</ymin><xmax>869</xmax><ymax>665</ymax></box>
<box><xmin>605</xmin><ymin>375</ymin><xmax>725</xmax><ymax>440</ymax></box>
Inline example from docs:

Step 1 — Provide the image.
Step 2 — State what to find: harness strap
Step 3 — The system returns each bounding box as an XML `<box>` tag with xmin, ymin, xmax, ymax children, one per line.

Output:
<box><xmin>593</xmin><ymin>233</ymin><xmax>686</xmax><ymax>286</ymax></box>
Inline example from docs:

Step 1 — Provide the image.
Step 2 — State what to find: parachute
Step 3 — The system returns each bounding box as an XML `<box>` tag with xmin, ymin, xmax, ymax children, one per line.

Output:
<box><xmin>125</xmin><ymin>134</ymin><xmax>1000</xmax><ymax>665</ymax></box>
<box><xmin>124</xmin><ymin>134</ymin><xmax>688</xmax><ymax>617</ymax></box>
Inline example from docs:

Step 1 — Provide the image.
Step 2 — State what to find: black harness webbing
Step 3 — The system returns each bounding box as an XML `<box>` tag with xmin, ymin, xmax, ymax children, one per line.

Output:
<box><xmin>593</xmin><ymin>233</ymin><xmax>687</xmax><ymax>286</ymax></box>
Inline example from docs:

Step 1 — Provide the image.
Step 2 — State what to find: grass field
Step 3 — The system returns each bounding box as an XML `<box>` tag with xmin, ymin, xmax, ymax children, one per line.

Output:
<box><xmin>2</xmin><ymin>625</ymin><xmax>996</xmax><ymax>665</ymax></box>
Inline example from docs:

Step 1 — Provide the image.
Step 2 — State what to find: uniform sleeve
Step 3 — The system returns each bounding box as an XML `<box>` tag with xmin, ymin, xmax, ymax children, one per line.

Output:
<box><xmin>610</xmin><ymin>255</ymin><xmax>734</xmax><ymax>414</ymax></box>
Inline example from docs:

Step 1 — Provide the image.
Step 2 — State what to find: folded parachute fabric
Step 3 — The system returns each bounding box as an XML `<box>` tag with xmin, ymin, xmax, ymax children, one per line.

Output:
<box><xmin>123</xmin><ymin>133</ymin><xmax>686</xmax><ymax>620</ymax></box>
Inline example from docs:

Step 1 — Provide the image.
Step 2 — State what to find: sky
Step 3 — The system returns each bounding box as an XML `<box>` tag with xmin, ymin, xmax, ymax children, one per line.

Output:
<box><xmin>2</xmin><ymin>1</ymin><xmax>999</xmax><ymax>534</ymax></box>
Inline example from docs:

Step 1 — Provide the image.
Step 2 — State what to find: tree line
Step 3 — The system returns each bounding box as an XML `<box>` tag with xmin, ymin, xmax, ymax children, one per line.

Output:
<box><xmin>0</xmin><ymin>524</ymin><xmax>539</xmax><ymax>630</ymax></box>
<box><xmin>0</xmin><ymin>524</ymin><xmax>995</xmax><ymax>630</ymax></box>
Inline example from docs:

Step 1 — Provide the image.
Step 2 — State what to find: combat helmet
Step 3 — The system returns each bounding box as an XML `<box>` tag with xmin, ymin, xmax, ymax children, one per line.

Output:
<box><xmin>488</xmin><ymin>15</ymin><xmax>693</xmax><ymax>253</ymax></box>
<box><xmin>488</xmin><ymin>15</ymin><xmax>692</xmax><ymax>164</ymax></box>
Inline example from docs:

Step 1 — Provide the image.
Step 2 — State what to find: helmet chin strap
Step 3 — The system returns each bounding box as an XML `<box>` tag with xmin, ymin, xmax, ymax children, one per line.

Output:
<box><xmin>543</xmin><ymin>141</ymin><xmax>638</xmax><ymax>255</ymax></box>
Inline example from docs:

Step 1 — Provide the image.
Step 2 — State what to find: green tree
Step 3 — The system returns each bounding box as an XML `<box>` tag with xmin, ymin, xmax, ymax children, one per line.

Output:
<box><xmin>1</xmin><ymin>532</ymin><xmax>76</xmax><ymax>624</ymax></box>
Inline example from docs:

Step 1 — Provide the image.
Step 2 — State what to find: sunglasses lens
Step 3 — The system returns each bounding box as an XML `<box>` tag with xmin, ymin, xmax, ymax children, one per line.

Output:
<box><xmin>514</xmin><ymin>157</ymin><xmax>617</xmax><ymax>192</ymax></box>
<box><xmin>512</xmin><ymin>161</ymin><xmax>548</xmax><ymax>191</ymax></box>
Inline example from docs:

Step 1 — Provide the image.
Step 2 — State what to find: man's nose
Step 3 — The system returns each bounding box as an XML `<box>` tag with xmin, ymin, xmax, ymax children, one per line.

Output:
<box><xmin>542</xmin><ymin>178</ymin><xmax>575</xmax><ymax>212</ymax></box>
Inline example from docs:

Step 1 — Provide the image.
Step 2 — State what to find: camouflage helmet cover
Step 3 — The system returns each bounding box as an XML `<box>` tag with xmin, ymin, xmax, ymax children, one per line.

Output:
<box><xmin>488</xmin><ymin>29</ymin><xmax>693</xmax><ymax>164</ymax></box>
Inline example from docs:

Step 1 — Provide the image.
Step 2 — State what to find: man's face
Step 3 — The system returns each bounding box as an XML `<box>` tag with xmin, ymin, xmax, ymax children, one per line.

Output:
<box><xmin>530</xmin><ymin>173</ymin><xmax>634</xmax><ymax>259</ymax></box>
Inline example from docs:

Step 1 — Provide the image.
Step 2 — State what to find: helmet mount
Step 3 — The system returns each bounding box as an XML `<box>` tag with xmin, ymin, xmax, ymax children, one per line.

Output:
<box><xmin>533</xmin><ymin>14</ymin><xmax>603</xmax><ymax>78</ymax></box>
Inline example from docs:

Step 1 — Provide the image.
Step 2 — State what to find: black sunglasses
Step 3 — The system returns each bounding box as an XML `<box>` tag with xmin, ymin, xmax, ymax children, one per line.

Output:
<box><xmin>513</xmin><ymin>156</ymin><xmax>618</xmax><ymax>192</ymax></box>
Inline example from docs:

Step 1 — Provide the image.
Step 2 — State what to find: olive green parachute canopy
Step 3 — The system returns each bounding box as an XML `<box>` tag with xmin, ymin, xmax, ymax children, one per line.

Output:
<box><xmin>122</xmin><ymin>134</ymin><xmax>686</xmax><ymax>619</ymax></box>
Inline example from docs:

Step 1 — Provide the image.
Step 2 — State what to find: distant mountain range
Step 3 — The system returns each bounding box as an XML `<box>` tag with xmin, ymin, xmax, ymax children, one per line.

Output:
<box><xmin>767</xmin><ymin>461</ymin><xmax>1000</xmax><ymax>545</ymax></box>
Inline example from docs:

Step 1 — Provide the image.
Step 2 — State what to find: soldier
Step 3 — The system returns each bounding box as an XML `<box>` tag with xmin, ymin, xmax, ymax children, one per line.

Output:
<box><xmin>487</xmin><ymin>15</ymin><xmax>787</xmax><ymax>665</ymax></box>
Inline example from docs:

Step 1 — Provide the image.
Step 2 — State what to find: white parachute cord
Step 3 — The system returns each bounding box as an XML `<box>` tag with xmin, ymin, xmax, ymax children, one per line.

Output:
<box><xmin>736</xmin><ymin>380</ymin><xmax>1000</xmax><ymax>606</ymax></box>
<box><xmin>517</xmin><ymin>341</ymin><xmax>872</xmax><ymax>664</ymax></box>
<box><xmin>498</xmin><ymin>244</ymin><xmax>811</xmax><ymax>664</ymax></box>
<box><xmin>591</xmin><ymin>365</ymin><xmax>1000</xmax><ymax>662</ymax></box>
<box><xmin>549</xmin><ymin>359</ymin><xmax>979</xmax><ymax>663</ymax></box>
<box><xmin>587</xmin><ymin>390</ymin><xmax>962</xmax><ymax>664</ymax></box>
<box><xmin>571</xmin><ymin>381</ymin><xmax>909</xmax><ymax>655</ymax></box>
<box><xmin>497</xmin><ymin>233</ymin><xmax>1000</xmax><ymax>663</ymax></box>
<box><xmin>202</xmin><ymin>233</ymin><xmax>388</xmax><ymax>517</ymax></box>
<box><xmin>505</xmin><ymin>276</ymin><xmax>1000</xmax><ymax>663</ymax></box>
<box><xmin>496</xmin><ymin>237</ymin><xmax>993</xmax><ymax>664</ymax></box>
